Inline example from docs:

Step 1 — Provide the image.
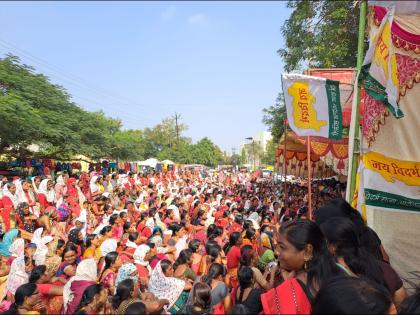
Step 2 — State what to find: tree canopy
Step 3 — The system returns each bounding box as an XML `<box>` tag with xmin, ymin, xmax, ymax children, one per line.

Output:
<box><xmin>0</xmin><ymin>54</ymin><xmax>225</xmax><ymax>166</ymax></box>
<box><xmin>0</xmin><ymin>54</ymin><xmax>122</xmax><ymax>160</ymax></box>
<box><xmin>278</xmin><ymin>0</ymin><xmax>361</xmax><ymax>72</ymax></box>
<box><xmin>262</xmin><ymin>93</ymin><xmax>287</xmax><ymax>143</ymax></box>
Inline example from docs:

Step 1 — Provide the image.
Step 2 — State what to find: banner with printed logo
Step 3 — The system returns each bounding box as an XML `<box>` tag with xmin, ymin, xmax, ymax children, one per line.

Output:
<box><xmin>282</xmin><ymin>73</ymin><xmax>343</xmax><ymax>140</ymax></box>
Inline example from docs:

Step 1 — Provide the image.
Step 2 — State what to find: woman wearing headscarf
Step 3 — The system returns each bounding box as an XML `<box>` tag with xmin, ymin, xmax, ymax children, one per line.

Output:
<box><xmin>258</xmin><ymin>225</ymin><xmax>276</xmax><ymax>271</ymax></box>
<box><xmin>5</xmin><ymin>255</ymin><xmax>30</xmax><ymax>299</ymax></box>
<box><xmin>67</xmin><ymin>178</ymin><xmax>78</xmax><ymax>203</ymax></box>
<box><xmin>133</xmin><ymin>244</ymin><xmax>152</xmax><ymax>278</ymax></box>
<box><xmin>149</xmin><ymin>261</ymin><xmax>188</xmax><ymax>314</ymax></box>
<box><xmin>15</xmin><ymin>202</ymin><xmax>37</xmax><ymax>234</ymax></box>
<box><xmin>37</xmin><ymin>179</ymin><xmax>55</xmax><ymax>210</ymax></box>
<box><xmin>0</xmin><ymin>232</ymin><xmax>19</xmax><ymax>301</ymax></box>
<box><xmin>79</xmin><ymin>172</ymin><xmax>90</xmax><ymax>198</ymax></box>
<box><xmin>62</xmin><ymin>258</ymin><xmax>97</xmax><ymax>315</ymax></box>
<box><xmin>76</xmin><ymin>179</ymin><xmax>87</xmax><ymax>208</ymax></box>
<box><xmin>8</xmin><ymin>238</ymin><xmax>25</xmax><ymax>265</ymax></box>
<box><xmin>0</xmin><ymin>228</ymin><xmax>20</xmax><ymax>258</ymax></box>
<box><xmin>15</xmin><ymin>179</ymin><xmax>37</xmax><ymax>216</ymax></box>
<box><xmin>44</xmin><ymin>238</ymin><xmax>62</xmax><ymax>276</ymax></box>
<box><xmin>31</xmin><ymin>176</ymin><xmax>41</xmax><ymax>195</ymax></box>
<box><xmin>99</xmin><ymin>238</ymin><xmax>117</xmax><ymax>259</ymax></box>
<box><xmin>31</xmin><ymin>228</ymin><xmax>54</xmax><ymax>266</ymax></box>
<box><xmin>115</xmin><ymin>263</ymin><xmax>138</xmax><ymax>289</ymax></box>
<box><xmin>55</xmin><ymin>174</ymin><xmax>68</xmax><ymax>207</ymax></box>
<box><xmin>89</xmin><ymin>176</ymin><xmax>102</xmax><ymax>201</ymax></box>
<box><xmin>1</xmin><ymin>182</ymin><xmax>18</xmax><ymax>230</ymax></box>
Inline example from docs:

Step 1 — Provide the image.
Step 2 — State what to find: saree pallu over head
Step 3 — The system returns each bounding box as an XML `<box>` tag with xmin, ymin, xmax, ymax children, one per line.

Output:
<box><xmin>5</xmin><ymin>255</ymin><xmax>28</xmax><ymax>296</ymax></box>
<box><xmin>0</xmin><ymin>229</ymin><xmax>19</xmax><ymax>257</ymax></box>
<box><xmin>62</xmin><ymin>258</ymin><xmax>97</xmax><ymax>315</ymax></box>
<box><xmin>115</xmin><ymin>263</ymin><xmax>138</xmax><ymax>289</ymax></box>
<box><xmin>261</xmin><ymin>278</ymin><xmax>311</xmax><ymax>315</ymax></box>
<box><xmin>148</xmin><ymin>261</ymin><xmax>185</xmax><ymax>309</ymax></box>
<box><xmin>45</xmin><ymin>238</ymin><xmax>62</xmax><ymax>275</ymax></box>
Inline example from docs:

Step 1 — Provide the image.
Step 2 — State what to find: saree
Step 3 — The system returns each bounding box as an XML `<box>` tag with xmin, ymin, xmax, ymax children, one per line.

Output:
<box><xmin>67</xmin><ymin>178</ymin><xmax>78</xmax><ymax>205</ymax></box>
<box><xmin>15</xmin><ymin>202</ymin><xmax>37</xmax><ymax>233</ymax></box>
<box><xmin>0</xmin><ymin>229</ymin><xmax>19</xmax><ymax>257</ymax></box>
<box><xmin>0</xmin><ymin>186</ymin><xmax>17</xmax><ymax>231</ymax></box>
<box><xmin>115</xmin><ymin>263</ymin><xmax>138</xmax><ymax>288</ymax></box>
<box><xmin>63</xmin><ymin>258</ymin><xmax>97</xmax><ymax>315</ymax></box>
<box><xmin>32</xmin><ymin>228</ymin><xmax>53</xmax><ymax>266</ymax></box>
<box><xmin>148</xmin><ymin>261</ymin><xmax>186</xmax><ymax>313</ymax></box>
<box><xmin>45</xmin><ymin>238</ymin><xmax>62</xmax><ymax>276</ymax></box>
<box><xmin>5</xmin><ymin>255</ymin><xmax>28</xmax><ymax>296</ymax></box>
<box><xmin>261</xmin><ymin>278</ymin><xmax>311</xmax><ymax>315</ymax></box>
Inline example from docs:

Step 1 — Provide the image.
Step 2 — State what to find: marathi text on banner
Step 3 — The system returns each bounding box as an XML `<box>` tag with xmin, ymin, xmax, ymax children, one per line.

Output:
<box><xmin>359</xmin><ymin>151</ymin><xmax>420</xmax><ymax>212</ymax></box>
<box><xmin>282</xmin><ymin>74</ymin><xmax>343</xmax><ymax>139</ymax></box>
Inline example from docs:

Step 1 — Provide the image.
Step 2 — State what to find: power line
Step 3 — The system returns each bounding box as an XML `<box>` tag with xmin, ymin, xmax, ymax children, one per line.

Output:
<box><xmin>0</xmin><ymin>35</ymin><xmax>193</xmax><ymax>129</ymax></box>
<box><xmin>0</xmin><ymin>36</ymin><xmax>201</xmax><ymax>112</ymax></box>
<box><xmin>0</xmin><ymin>34</ymin><xmax>147</xmax><ymax>109</ymax></box>
<box><xmin>0</xmin><ymin>39</ymin><xmax>161</xmax><ymax>125</ymax></box>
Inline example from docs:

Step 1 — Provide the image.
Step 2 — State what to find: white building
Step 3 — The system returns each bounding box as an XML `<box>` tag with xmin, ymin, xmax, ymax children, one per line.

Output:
<box><xmin>239</xmin><ymin>131</ymin><xmax>272</xmax><ymax>167</ymax></box>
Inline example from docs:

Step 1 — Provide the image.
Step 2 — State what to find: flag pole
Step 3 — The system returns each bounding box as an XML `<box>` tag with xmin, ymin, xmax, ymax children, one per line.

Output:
<box><xmin>307</xmin><ymin>136</ymin><xmax>312</xmax><ymax>220</ymax></box>
<box><xmin>346</xmin><ymin>0</ymin><xmax>367</xmax><ymax>202</ymax></box>
<box><xmin>282</xmin><ymin>118</ymin><xmax>288</xmax><ymax>209</ymax></box>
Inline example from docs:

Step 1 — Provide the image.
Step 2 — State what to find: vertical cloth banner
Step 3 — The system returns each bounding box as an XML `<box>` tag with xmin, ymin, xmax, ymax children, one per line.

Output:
<box><xmin>359</xmin><ymin>6</ymin><xmax>404</xmax><ymax>118</ymax></box>
<box><xmin>282</xmin><ymin>74</ymin><xmax>343</xmax><ymax>139</ymax></box>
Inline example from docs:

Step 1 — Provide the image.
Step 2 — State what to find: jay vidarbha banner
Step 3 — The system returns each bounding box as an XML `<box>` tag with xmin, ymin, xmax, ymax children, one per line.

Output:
<box><xmin>282</xmin><ymin>74</ymin><xmax>343</xmax><ymax>140</ymax></box>
<box><xmin>354</xmin><ymin>151</ymin><xmax>420</xmax><ymax>215</ymax></box>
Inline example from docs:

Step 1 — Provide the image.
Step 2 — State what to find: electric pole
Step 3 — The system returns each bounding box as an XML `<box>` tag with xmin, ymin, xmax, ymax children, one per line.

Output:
<box><xmin>174</xmin><ymin>112</ymin><xmax>181</xmax><ymax>144</ymax></box>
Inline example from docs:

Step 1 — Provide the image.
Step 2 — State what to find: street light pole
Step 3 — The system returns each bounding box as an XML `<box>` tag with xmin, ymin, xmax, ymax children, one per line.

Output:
<box><xmin>245</xmin><ymin>137</ymin><xmax>254</xmax><ymax>171</ymax></box>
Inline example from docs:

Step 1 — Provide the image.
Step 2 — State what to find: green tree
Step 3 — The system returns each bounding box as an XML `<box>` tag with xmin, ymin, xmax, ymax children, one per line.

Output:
<box><xmin>0</xmin><ymin>54</ymin><xmax>120</xmax><ymax>160</ymax></box>
<box><xmin>262</xmin><ymin>93</ymin><xmax>287</xmax><ymax>142</ymax></box>
<box><xmin>229</xmin><ymin>154</ymin><xmax>241</xmax><ymax>166</ymax></box>
<box><xmin>240</xmin><ymin>148</ymin><xmax>246</xmax><ymax>165</ymax></box>
<box><xmin>262</xmin><ymin>138</ymin><xmax>276</xmax><ymax>166</ymax></box>
<box><xmin>279</xmin><ymin>1</ymin><xmax>361</xmax><ymax>72</ymax></box>
<box><xmin>110</xmin><ymin>129</ymin><xmax>145</xmax><ymax>161</ymax></box>
<box><xmin>143</xmin><ymin>117</ymin><xmax>189</xmax><ymax>160</ymax></box>
<box><xmin>191</xmin><ymin>137</ymin><xmax>223</xmax><ymax>167</ymax></box>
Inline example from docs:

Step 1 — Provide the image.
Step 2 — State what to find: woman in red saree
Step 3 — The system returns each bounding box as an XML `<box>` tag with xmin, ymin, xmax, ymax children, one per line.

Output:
<box><xmin>67</xmin><ymin>178</ymin><xmax>79</xmax><ymax>209</ymax></box>
<box><xmin>261</xmin><ymin>220</ymin><xmax>343</xmax><ymax>315</ymax></box>
<box><xmin>225</xmin><ymin>232</ymin><xmax>242</xmax><ymax>289</ymax></box>
<box><xmin>1</xmin><ymin>183</ymin><xmax>18</xmax><ymax>230</ymax></box>
<box><xmin>37</xmin><ymin>179</ymin><xmax>55</xmax><ymax>211</ymax></box>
